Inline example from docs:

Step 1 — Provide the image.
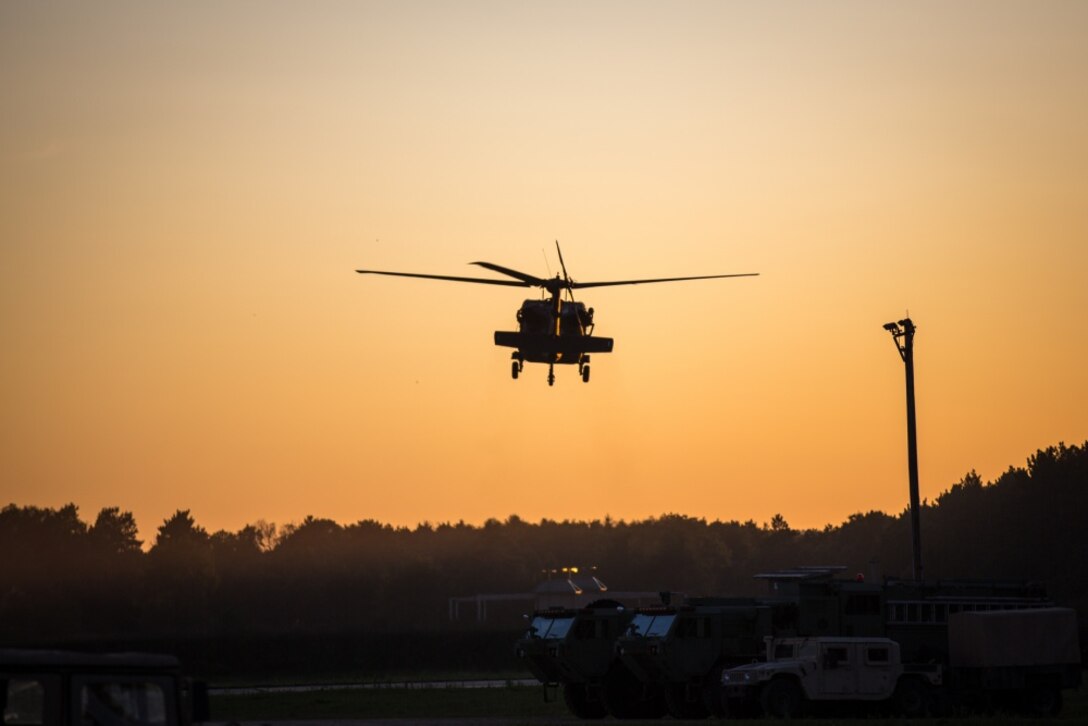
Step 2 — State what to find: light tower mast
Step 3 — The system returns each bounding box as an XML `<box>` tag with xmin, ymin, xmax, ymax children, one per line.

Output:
<box><xmin>883</xmin><ymin>317</ymin><xmax>922</xmax><ymax>582</ymax></box>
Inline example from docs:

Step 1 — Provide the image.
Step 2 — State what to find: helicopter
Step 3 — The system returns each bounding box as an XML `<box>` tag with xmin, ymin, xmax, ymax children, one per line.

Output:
<box><xmin>356</xmin><ymin>243</ymin><xmax>757</xmax><ymax>386</ymax></box>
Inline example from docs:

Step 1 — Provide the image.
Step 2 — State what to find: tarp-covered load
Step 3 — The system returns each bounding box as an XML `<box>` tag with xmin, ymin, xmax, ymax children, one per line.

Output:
<box><xmin>948</xmin><ymin>607</ymin><xmax>1080</xmax><ymax>668</ymax></box>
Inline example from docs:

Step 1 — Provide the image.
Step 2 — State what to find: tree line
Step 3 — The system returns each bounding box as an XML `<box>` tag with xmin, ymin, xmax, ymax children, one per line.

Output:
<box><xmin>1</xmin><ymin>441</ymin><xmax>1085</xmax><ymax>675</ymax></box>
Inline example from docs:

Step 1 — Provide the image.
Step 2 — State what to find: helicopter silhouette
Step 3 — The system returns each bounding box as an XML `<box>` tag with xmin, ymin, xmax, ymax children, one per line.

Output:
<box><xmin>356</xmin><ymin>243</ymin><xmax>757</xmax><ymax>386</ymax></box>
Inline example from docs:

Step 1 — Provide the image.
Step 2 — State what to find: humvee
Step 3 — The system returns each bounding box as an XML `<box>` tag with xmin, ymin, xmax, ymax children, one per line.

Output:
<box><xmin>721</xmin><ymin>636</ymin><xmax>931</xmax><ymax>718</ymax></box>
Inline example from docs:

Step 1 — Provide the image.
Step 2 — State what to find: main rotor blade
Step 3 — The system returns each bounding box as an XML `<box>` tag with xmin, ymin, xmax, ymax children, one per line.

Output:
<box><xmin>555</xmin><ymin>241</ymin><xmax>571</xmax><ymax>284</ymax></box>
<box><xmin>554</xmin><ymin>240</ymin><xmax>578</xmax><ymax>302</ymax></box>
<box><xmin>356</xmin><ymin>269</ymin><xmax>531</xmax><ymax>287</ymax></box>
<box><xmin>469</xmin><ymin>261</ymin><xmax>548</xmax><ymax>287</ymax></box>
<box><xmin>570</xmin><ymin>272</ymin><xmax>760</xmax><ymax>289</ymax></box>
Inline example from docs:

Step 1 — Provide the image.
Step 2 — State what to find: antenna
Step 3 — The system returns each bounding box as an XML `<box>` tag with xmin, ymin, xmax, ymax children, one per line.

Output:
<box><xmin>541</xmin><ymin>248</ymin><xmax>552</xmax><ymax>278</ymax></box>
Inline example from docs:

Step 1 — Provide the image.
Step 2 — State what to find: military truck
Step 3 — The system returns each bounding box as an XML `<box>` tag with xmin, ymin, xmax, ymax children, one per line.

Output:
<box><xmin>515</xmin><ymin>600</ymin><xmax>666</xmax><ymax>719</ymax></box>
<box><xmin>0</xmin><ymin>649</ymin><xmax>209</xmax><ymax>726</ymax></box>
<box><xmin>614</xmin><ymin>599</ymin><xmax>775</xmax><ymax>718</ymax></box>
<box><xmin>720</xmin><ymin>608</ymin><xmax>1081</xmax><ymax>718</ymax></box>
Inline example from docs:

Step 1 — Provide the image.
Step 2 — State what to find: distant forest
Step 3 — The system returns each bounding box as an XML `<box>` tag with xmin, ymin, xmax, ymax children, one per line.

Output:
<box><xmin>2</xmin><ymin>441</ymin><xmax>1085</xmax><ymax>676</ymax></box>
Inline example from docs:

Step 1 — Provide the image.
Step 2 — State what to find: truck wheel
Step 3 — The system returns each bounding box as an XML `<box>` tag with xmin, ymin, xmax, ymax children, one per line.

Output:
<box><xmin>723</xmin><ymin>695</ymin><xmax>758</xmax><ymax>719</ymax></box>
<box><xmin>894</xmin><ymin>678</ymin><xmax>928</xmax><ymax>717</ymax></box>
<box><xmin>1022</xmin><ymin>686</ymin><xmax>1062</xmax><ymax>717</ymax></box>
<box><xmin>702</xmin><ymin>672</ymin><xmax>728</xmax><ymax>718</ymax></box>
<box><xmin>636</xmin><ymin>687</ymin><xmax>669</xmax><ymax>720</ymax></box>
<box><xmin>562</xmin><ymin>683</ymin><xmax>607</xmax><ymax>719</ymax></box>
<box><xmin>664</xmin><ymin>683</ymin><xmax>709</xmax><ymax>719</ymax></box>
<box><xmin>602</xmin><ymin>667</ymin><xmax>666</xmax><ymax>720</ymax></box>
<box><xmin>761</xmin><ymin>678</ymin><xmax>803</xmax><ymax>719</ymax></box>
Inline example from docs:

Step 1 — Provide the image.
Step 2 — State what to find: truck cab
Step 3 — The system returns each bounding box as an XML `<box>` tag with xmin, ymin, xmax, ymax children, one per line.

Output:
<box><xmin>515</xmin><ymin>602</ymin><xmax>653</xmax><ymax>719</ymax></box>
<box><xmin>615</xmin><ymin>600</ymin><xmax>772</xmax><ymax>718</ymax></box>
<box><xmin>515</xmin><ymin>604</ymin><xmax>630</xmax><ymax>685</ymax></box>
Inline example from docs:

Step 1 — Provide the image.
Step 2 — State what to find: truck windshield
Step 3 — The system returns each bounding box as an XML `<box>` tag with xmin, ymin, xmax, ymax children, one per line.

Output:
<box><xmin>796</xmin><ymin>641</ymin><xmax>820</xmax><ymax>659</ymax></box>
<box><xmin>77</xmin><ymin>680</ymin><xmax>168</xmax><ymax>726</ymax></box>
<box><xmin>529</xmin><ymin>616</ymin><xmax>575</xmax><ymax>639</ymax></box>
<box><xmin>628</xmin><ymin>613</ymin><xmax>675</xmax><ymax>637</ymax></box>
<box><xmin>3</xmin><ymin>679</ymin><xmax>44</xmax><ymax>725</ymax></box>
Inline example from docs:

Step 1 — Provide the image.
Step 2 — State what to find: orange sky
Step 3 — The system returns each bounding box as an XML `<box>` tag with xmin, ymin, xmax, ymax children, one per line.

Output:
<box><xmin>2</xmin><ymin>1</ymin><xmax>1086</xmax><ymax>543</ymax></box>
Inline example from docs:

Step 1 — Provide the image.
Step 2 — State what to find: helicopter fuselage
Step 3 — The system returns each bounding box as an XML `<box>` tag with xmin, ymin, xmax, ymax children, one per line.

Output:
<box><xmin>497</xmin><ymin>297</ymin><xmax>613</xmax><ymax>368</ymax></box>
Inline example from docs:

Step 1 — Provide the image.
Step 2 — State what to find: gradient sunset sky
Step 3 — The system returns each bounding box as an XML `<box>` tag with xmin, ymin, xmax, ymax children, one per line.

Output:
<box><xmin>3</xmin><ymin>1</ymin><xmax>1086</xmax><ymax>541</ymax></box>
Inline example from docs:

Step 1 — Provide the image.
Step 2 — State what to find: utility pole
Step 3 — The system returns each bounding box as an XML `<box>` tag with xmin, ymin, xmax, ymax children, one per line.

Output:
<box><xmin>883</xmin><ymin>317</ymin><xmax>923</xmax><ymax>582</ymax></box>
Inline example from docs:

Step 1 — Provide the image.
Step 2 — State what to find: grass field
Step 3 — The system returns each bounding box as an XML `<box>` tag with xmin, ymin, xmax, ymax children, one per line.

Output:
<box><xmin>211</xmin><ymin>679</ymin><xmax>1088</xmax><ymax>722</ymax></box>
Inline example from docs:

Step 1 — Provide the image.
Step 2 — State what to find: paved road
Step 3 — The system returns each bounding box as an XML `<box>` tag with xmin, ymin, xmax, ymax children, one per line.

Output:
<box><xmin>210</xmin><ymin>679</ymin><xmax>539</xmax><ymax>696</ymax></box>
<box><xmin>208</xmin><ymin>678</ymin><xmax>573</xmax><ymax>724</ymax></box>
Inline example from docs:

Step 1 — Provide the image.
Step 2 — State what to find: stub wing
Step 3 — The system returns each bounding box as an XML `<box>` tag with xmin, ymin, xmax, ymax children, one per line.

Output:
<box><xmin>495</xmin><ymin>331</ymin><xmax>614</xmax><ymax>357</ymax></box>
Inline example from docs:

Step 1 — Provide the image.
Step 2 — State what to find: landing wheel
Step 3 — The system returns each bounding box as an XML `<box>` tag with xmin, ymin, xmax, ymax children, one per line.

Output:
<box><xmin>511</xmin><ymin>361</ymin><xmax>519</xmax><ymax>379</ymax></box>
<box><xmin>548</xmin><ymin>366</ymin><xmax>555</xmax><ymax>386</ymax></box>
<box><xmin>578</xmin><ymin>356</ymin><xmax>591</xmax><ymax>383</ymax></box>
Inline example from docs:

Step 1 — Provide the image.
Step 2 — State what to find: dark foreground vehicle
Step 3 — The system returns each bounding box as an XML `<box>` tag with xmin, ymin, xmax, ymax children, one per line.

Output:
<box><xmin>0</xmin><ymin>650</ymin><xmax>208</xmax><ymax>726</ymax></box>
